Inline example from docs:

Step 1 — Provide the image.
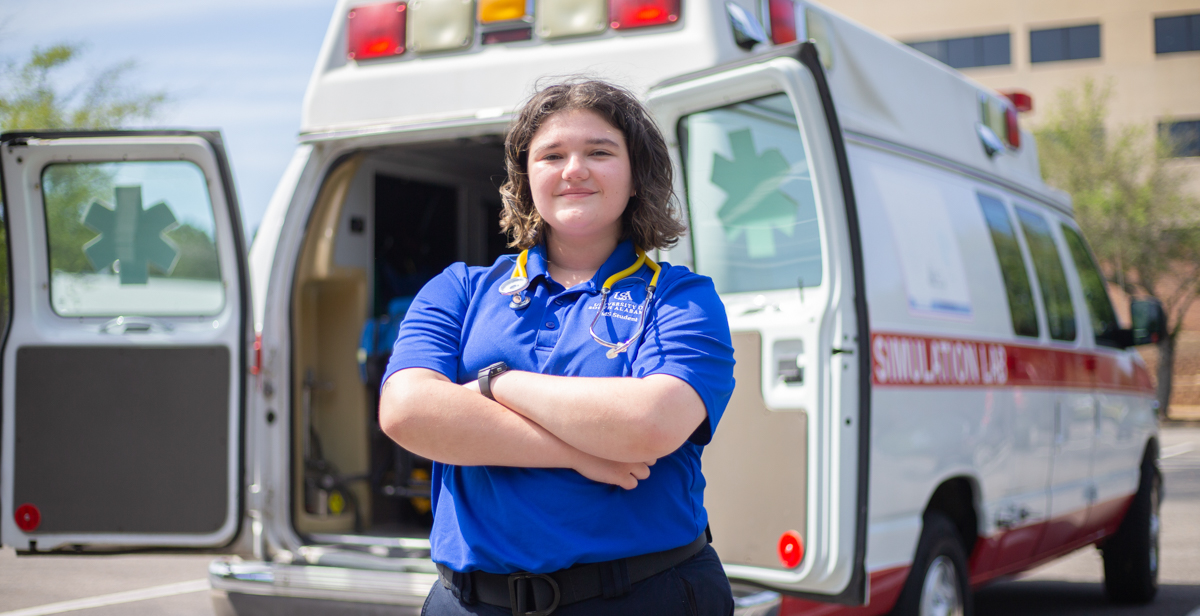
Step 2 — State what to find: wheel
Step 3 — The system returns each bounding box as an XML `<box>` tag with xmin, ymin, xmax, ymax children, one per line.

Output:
<box><xmin>890</xmin><ymin>512</ymin><xmax>972</xmax><ymax>616</ymax></box>
<box><xmin>1102</xmin><ymin>458</ymin><xmax>1161</xmax><ymax>604</ymax></box>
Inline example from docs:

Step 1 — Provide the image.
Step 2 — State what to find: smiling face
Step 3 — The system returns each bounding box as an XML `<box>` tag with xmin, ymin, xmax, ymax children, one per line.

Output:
<box><xmin>527</xmin><ymin>108</ymin><xmax>634</xmax><ymax>247</ymax></box>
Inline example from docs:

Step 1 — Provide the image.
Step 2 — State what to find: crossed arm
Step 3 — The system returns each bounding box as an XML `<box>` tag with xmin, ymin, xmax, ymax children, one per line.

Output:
<box><xmin>378</xmin><ymin>368</ymin><xmax>706</xmax><ymax>489</ymax></box>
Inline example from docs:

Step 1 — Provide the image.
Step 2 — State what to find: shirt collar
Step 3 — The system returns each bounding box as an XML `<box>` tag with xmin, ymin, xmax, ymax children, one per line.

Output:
<box><xmin>523</xmin><ymin>239</ymin><xmax>642</xmax><ymax>292</ymax></box>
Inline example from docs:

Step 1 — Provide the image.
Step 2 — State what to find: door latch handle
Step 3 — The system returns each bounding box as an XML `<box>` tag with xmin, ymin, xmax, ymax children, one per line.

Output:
<box><xmin>100</xmin><ymin>316</ymin><xmax>174</xmax><ymax>334</ymax></box>
<box><xmin>831</xmin><ymin>347</ymin><xmax>853</xmax><ymax>355</ymax></box>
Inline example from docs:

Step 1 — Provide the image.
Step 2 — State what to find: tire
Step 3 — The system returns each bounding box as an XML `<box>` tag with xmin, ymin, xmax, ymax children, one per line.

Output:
<box><xmin>1102</xmin><ymin>458</ymin><xmax>1161</xmax><ymax>604</ymax></box>
<box><xmin>890</xmin><ymin>512</ymin><xmax>972</xmax><ymax>616</ymax></box>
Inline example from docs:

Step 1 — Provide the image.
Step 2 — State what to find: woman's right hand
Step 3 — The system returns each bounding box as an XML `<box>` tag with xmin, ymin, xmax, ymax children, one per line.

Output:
<box><xmin>573</xmin><ymin>454</ymin><xmax>656</xmax><ymax>490</ymax></box>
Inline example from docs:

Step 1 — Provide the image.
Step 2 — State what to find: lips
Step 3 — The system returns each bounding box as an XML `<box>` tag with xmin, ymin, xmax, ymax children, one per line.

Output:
<box><xmin>558</xmin><ymin>188</ymin><xmax>597</xmax><ymax>197</ymax></box>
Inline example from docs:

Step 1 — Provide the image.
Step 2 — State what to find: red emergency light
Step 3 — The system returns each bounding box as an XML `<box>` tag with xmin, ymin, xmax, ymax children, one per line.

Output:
<box><xmin>348</xmin><ymin>2</ymin><xmax>408</xmax><ymax>61</ymax></box>
<box><xmin>1006</xmin><ymin>105</ymin><xmax>1021</xmax><ymax>149</ymax></box>
<box><xmin>778</xmin><ymin>530</ymin><xmax>804</xmax><ymax>568</ymax></box>
<box><xmin>768</xmin><ymin>0</ymin><xmax>797</xmax><ymax>44</ymax></box>
<box><xmin>1000</xmin><ymin>89</ymin><xmax>1033</xmax><ymax>113</ymax></box>
<box><xmin>610</xmin><ymin>0</ymin><xmax>679</xmax><ymax>30</ymax></box>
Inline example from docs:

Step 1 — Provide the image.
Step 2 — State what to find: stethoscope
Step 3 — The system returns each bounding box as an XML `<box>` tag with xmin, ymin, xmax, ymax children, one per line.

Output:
<box><xmin>499</xmin><ymin>248</ymin><xmax>662</xmax><ymax>359</ymax></box>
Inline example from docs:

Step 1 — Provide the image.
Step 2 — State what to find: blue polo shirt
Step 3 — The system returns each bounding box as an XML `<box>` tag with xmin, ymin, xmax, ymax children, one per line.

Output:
<box><xmin>384</xmin><ymin>239</ymin><xmax>735</xmax><ymax>574</ymax></box>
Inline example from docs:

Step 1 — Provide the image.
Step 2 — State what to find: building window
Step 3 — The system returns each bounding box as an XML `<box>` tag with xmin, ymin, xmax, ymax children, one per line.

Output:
<box><xmin>1161</xmin><ymin>120</ymin><xmax>1200</xmax><ymax>157</ymax></box>
<box><xmin>1156</xmin><ymin>14</ymin><xmax>1200</xmax><ymax>54</ymax></box>
<box><xmin>907</xmin><ymin>33</ymin><xmax>1010</xmax><ymax>68</ymax></box>
<box><xmin>1030</xmin><ymin>24</ymin><xmax>1101</xmax><ymax>63</ymax></box>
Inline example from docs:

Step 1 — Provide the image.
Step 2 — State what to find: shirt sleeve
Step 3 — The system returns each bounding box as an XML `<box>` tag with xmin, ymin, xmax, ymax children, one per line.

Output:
<box><xmin>382</xmin><ymin>263</ymin><xmax>473</xmax><ymax>386</ymax></box>
<box><xmin>630</xmin><ymin>268</ymin><xmax>735</xmax><ymax>445</ymax></box>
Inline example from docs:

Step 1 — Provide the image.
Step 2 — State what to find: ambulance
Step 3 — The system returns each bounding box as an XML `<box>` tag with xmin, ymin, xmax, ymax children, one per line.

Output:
<box><xmin>0</xmin><ymin>0</ymin><xmax>1166</xmax><ymax>613</ymax></box>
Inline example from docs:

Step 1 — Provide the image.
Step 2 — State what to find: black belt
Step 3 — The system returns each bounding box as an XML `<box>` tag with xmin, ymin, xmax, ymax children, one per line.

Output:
<box><xmin>437</xmin><ymin>530</ymin><xmax>710</xmax><ymax>616</ymax></box>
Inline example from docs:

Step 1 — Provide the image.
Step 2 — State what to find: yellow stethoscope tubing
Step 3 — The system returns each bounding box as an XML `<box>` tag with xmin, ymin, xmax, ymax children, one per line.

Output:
<box><xmin>505</xmin><ymin>247</ymin><xmax>661</xmax><ymax>358</ymax></box>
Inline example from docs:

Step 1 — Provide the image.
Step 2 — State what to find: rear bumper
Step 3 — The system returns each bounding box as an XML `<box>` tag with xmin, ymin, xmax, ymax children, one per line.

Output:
<box><xmin>208</xmin><ymin>556</ymin><xmax>436</xmax><ymax>613</ymax></box>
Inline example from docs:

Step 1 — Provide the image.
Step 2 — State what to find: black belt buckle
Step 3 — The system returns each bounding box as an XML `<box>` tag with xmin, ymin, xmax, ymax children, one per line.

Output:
<box><xmin>507</xmin><ymin>572</ymin><xmax>561</xmax><ymax>616</ymax></box>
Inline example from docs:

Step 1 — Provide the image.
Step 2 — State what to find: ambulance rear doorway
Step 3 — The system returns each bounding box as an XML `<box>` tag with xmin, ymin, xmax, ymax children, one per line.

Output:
<box><xmin>290</xmin><ymin>136</ymin><xmax>508</xmax><ymax>543</ymax></box>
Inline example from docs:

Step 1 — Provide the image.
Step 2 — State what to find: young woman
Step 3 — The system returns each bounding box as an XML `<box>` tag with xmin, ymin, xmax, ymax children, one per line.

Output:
<box><xmin>379</xmin><ymin>79</ymin><xmax>736</xmax><ymax>615</ymax></box>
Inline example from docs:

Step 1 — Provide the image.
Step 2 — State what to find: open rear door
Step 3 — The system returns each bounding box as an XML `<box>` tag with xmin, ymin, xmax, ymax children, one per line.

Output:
<box><xmin>649</xmin><ymin>43</ymin><xmax>870</xmax><ymax>603</ymax></box>
<box><xmin>0</xmin><ymin>131</ymin><xmax>249</xmax><ymax>553</ymax></box>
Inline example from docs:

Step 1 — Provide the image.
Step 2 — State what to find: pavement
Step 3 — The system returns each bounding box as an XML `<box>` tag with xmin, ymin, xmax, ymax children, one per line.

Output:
<box><xmin>1</xmin><ymin>424</ymin><xmax>1198</xmax><ymax>616</ymax></box>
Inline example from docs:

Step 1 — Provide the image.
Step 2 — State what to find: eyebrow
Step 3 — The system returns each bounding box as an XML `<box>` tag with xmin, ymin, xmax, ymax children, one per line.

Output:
<box><xmin>532</xmin><ymin>137</ymin><xmax>622</xmax><ymax>156</ymax></box>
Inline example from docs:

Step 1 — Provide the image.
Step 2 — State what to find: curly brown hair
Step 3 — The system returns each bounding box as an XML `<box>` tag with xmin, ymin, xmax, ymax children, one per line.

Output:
<box><xmin>499</xmin><ymin>79</ymin><xmax>687</xmax><ymax>251</ymax></box>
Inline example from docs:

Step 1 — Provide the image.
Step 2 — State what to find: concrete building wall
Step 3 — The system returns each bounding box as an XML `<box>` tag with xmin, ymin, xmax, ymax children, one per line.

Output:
<box><xmin>816</xmin><ymin>0</ymin><xmax>1200</xmax><ymax>194</ymax></box>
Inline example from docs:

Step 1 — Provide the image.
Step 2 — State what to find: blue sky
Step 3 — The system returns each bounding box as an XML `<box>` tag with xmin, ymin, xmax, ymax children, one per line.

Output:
<box><xmin>1</xmin><ymin>0</ymin><xmax>338</xmax><ymax>239</ymax></box>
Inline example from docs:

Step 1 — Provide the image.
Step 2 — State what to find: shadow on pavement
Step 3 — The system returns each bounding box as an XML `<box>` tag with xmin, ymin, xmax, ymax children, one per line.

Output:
<box><xmin>976</xmin><ymin>581</ymin><xmax>1200</xmax><ymax>615</ymax></box>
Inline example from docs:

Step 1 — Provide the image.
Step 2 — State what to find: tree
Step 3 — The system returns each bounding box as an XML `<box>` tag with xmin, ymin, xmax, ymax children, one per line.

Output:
<box><xmin>0</xmin><ymin>45</ymin><xmax>221</xmax><ymax>328</ymax></box>
<box><xmin>1035</xmin><ymin>78</ymin><xmax>1200</xmax><ymax>417</ymax></box>
<box><xmin>0</xmin><ymin>44</ymin><xmax>166</xmax><ymax>131</ymax></box>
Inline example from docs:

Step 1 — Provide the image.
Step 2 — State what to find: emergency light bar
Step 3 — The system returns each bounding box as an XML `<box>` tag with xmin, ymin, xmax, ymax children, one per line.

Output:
<box><xmin>346</xmin><ymin>0</ymin><xmax>683</xmax><ymax>60</ymax></box>
<box><xmin>609</xmin><ymin>0</ymin><xmax>679</xmax><ymax>29</ymax></box>
<box><xmin>347</xmin><ymin>2</ymin><xmax>408</xmax><ymax>60</ymax></box>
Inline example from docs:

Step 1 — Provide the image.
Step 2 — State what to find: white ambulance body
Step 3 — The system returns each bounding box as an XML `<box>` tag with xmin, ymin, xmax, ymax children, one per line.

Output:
<box><xmin>0</xmin><ymin>0</ymin><xmax>1163</xmax><ymax>613</ymax></box>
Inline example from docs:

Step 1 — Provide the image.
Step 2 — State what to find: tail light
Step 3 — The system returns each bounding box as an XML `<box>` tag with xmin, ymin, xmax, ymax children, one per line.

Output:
<box><xmin>347</xmin><ymin>2</ymin><xmax>408</xmax><ymax>60</ymax></box>
<box><xmin>768</xmin><ymin>0</ymin><xmax>797</xmax><ymax>44</ymax></box>
<box><xmin>251</xmin><ymin>333</ymin><xmax>263</xmax><ymax>376</ymax></box>
<box><xmin>610</xmin><ymin>0</ymin><xmax>679</xmax><ymax>30</ymax></box>
<box><xmin>1000</xmin><ymin>89</ymin><xmax>1034</xmax><ymax>113</ymax></box>
<box><xmin>1006</xmin><ymin>105</ymin><xmax>1021</xmax><ymax>149</ymax></box>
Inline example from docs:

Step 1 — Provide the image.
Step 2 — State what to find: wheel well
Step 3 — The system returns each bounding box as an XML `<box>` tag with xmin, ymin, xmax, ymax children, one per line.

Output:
<box><xmin>924</xmin><ymin>477</ymin><xmax>979</xmax><ymax>557</ymax></box>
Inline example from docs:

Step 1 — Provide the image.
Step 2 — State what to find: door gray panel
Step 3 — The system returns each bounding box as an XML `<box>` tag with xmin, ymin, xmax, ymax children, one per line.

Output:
<box><xmin>704</xmin><ymin>332</ymin><xmax>808</xmax><ymax>569</ymax></box>
<box><xmin>14</xmin><ymin>346</ymin><xmax>230</xmax><ymax>533</ymax></box>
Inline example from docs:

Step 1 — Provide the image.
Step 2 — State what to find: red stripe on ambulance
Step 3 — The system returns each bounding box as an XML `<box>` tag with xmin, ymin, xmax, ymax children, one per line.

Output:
<box><xmin>870</xmin><ymin>332</ymin><xmax>1153</xmax><ymax>393</ymax></box>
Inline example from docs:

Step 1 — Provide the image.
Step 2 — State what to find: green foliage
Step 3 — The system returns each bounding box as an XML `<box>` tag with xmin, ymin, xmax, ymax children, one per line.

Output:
<box><xmin>1035</xmin><ymin>78</ymin><xmax>1200</xmax><ymax>413</ymax></box>
<box><xmin>0</xmin><ymin>44</ymin><xmax>169</xmax><ymax>325</ymax></box>
<box><xmin>0</xmin><ymin>44</ymin><xmax>167</xmax><ymax>131</ymax></box>
<box><xmin>1036</xmin><ymin>78</ymin><xmax>1200</xmax><ymax>320</ymax></box>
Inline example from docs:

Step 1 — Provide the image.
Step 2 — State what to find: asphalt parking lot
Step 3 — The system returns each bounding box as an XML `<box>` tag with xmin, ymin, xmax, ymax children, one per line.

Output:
<box><xmin>1</xmin><ymin>424</ymin><xmax>1197</xmax><ymax>616</ymax></box>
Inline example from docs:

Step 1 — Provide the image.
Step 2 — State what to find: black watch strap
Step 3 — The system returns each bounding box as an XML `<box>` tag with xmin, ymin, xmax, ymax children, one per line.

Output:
<box><xmin>478</xmin><ymin>361</ymin><xmax>509</xmax><ymax>401</ymax></box>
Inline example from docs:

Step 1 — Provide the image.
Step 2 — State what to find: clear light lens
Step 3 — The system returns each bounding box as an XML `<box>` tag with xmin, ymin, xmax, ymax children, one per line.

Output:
<box><xmin>479</xmin><ymin>0</ymin><xmax>526</xmax><ymax>23</ymax></box>
<box><xmin>347</xmin><ymin>2</ymin><xmax>408</xmax><ymax>60</ymax></box>
<box><xmin>609</xmin><ymin>0</ymin><xmax>679</xmax><ymax>30</ymax></box>
<box><xmin>538</xmin><ymin>0</ymin><xmax>608</xmax><ymax>39</ymax></box>
<box><xmin>409</xmin><ymin>0</ymin><xmax>476</xmax><ymax>53</ymax></box>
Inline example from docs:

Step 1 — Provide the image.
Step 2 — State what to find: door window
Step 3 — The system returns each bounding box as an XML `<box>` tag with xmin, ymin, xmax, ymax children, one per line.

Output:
<box><xmin>1061</xmin><ymin>225</ymin><xmax>1121</xmax><ymax>348</ymax></box>
<box><xmin>1015</xmin><ymin>207</ymin><xmax>1076</xmax><ymax>342</ymax></box>
<box><xmin>978</xmin><ymin>193</ymin><xmax>1038</xmax><ymax>337</ymax></box>
<box><xmin>42</xmin><ymin>161</ymin><xmax>224</xmax><ymax>316</ymax></box>
<box><xmin>680</xmin><ymin>93</ymin><xmax>823</xmax><ymax>294</ymax></box>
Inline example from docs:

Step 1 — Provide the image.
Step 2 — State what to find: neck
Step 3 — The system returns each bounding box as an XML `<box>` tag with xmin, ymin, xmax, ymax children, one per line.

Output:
<box><xmin>544</xmin><ymin>230</ymin><xmax>621</xmax><ymax>288</ymax></box>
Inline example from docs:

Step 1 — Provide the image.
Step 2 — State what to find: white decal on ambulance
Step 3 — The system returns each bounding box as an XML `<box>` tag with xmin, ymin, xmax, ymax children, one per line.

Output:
<box><xmin>872</xmin><ymin>334</ymin><xmax>1007</xmax><ymax>386</ymax></box>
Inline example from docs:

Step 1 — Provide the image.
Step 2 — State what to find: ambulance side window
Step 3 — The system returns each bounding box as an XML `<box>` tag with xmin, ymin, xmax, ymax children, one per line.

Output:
<box><xmin>978</xmin><ymin>194</ymin><xmax>1038</xmax><ymax>337</ymax></box>
<box><xmin>42</xmin><ymin>161</ymin><xmax>225</xmax><ymax>317</ymax></box>
<box><xmin>679</xmin><ymin>93</ymin><xmax>823</xmax><ymax>294</ymax></box>
<box><xmin>1061</xmin><ymin>225</ymin><xmax>1121</xmax><ymax>348</ymax></box>
<box><xmin>1015</xmin><ymin>207</ymin><xmax>1076</xmax><ymax>342</ymax></box>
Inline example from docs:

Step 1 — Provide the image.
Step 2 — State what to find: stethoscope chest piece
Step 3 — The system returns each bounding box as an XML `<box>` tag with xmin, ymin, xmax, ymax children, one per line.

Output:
<box><xmin>499</xmin><ymin>276</ymin><xmax>529</xmax><ymax>296</ymax></box>
<box><xmin>509</xmin><ymin>293</ymin><xmax>531</xmax><ymax>310</ymax></box>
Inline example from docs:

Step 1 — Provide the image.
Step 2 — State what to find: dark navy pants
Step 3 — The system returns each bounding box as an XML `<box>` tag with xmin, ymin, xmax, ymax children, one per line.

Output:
<box><xmin>422</xmin><ymin>545</ymin><xmax>734</xmax><ymax>616</ymax></box>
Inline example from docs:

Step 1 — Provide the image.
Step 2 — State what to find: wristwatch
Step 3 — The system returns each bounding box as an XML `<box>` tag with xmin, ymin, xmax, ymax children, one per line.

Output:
<box><xmin>478</xmin><ymin>361</ymin><xmax>510</xmax><ymax>401</ymax></box>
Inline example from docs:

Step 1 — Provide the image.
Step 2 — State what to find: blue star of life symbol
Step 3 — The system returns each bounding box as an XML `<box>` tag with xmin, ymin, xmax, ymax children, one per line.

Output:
<box><xmin>81</xmin><ymin>185</ymin><xmax>180</xmax><ymax>284</ymax></box>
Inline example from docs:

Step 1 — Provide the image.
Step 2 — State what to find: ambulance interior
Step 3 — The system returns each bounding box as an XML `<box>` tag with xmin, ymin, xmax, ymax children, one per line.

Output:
<box><xmin>290</xmin><ymin>137</ymin><xmax>511</xmax><ymax>541</ymax></box>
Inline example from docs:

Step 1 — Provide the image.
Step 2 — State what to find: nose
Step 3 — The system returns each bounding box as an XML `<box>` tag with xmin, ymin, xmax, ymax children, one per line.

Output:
<box><xmin>563</xmin><ymin>153</ymin><xmax>589</xmax><ymax>180</ymax></box>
